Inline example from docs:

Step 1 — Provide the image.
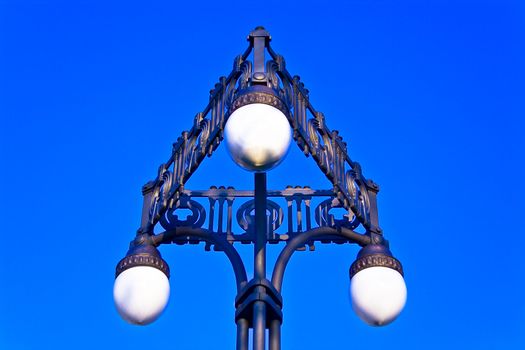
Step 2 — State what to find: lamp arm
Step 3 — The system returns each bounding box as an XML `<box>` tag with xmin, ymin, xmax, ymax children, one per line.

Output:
<box><xmin>271</xmin><ymin>227</ymin><xmax>373</xmax><ymax>293</ymax></box>
<box><xmin>152</xmin><ymin>227</ymin><xmax>249</xmax><ymax>292</ymax></box>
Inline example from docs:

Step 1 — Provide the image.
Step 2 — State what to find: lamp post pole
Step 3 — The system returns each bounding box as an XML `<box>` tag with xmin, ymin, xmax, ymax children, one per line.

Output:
<box><xmin>113</xmin><ymin>27</ymin><xmax>407</xmax><ymax>350</ymax></box>
<box><xmin>253</xmin><ymin>172</ymin><xmax>267</xmax><ymax>350</ymax></box>
<box><xmin>252</xmin><ymin>30</ymin><xmax>269</xmax><ymax>350</ymax></box>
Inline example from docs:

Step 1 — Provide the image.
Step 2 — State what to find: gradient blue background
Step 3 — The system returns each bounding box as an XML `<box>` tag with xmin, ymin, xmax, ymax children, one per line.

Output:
<box><xmin>1</xmin><ymin>1</ymin><xmax>524</xmax><ymax>349</ymax></box>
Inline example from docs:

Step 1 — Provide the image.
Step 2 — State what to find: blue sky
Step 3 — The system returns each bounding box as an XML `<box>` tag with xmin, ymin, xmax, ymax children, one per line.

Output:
<box><xmin>1</xmin><ymin>0</ymin><xmax>524</xmax><ymax>349</ymax></box>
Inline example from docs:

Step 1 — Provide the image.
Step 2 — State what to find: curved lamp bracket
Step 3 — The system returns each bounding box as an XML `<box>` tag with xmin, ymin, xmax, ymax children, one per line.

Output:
<box><xmin>271</xmin><ymin>226</ymin><xmax>378</xmax><ymax>293</ymax></box>
<box><xmin>152</xmin><ymin>228</ymin><xmax>249</xmax><ymax>292</ymax></box>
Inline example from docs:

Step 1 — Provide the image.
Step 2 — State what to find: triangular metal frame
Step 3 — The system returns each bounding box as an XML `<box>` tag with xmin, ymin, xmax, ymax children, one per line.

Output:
<box><xmin>138</xmin><ymin>27</ymin><xmax>383</xmax><ymax>240</ymax></box>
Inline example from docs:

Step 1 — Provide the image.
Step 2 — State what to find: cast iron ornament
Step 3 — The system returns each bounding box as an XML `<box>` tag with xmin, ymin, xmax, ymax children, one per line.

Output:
<box><xmin>229</xmin><ymin>85</ymin><xmax>289</xmax><ymax>117</ymax></box>
<box><xmin>349</xmin><ymin>245</ymin><xmax>404</xmax><ymax>278</ymax></box>
<box><xmin>115</xmin><ymin>243</ymin><xmax>170</xmax><ymax>278</ymax></box>
<box><xmin>114</xmin><ymin>27</ymin><xmax>406</xmax><ymax>349</ymax></box>
<box><xmin>115</xmin><ymin>253</ymin><xmax>170</xmax><ymax>279</ymax></box>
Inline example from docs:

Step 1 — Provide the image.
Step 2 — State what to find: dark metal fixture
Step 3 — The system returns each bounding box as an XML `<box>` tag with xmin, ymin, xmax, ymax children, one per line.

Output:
<box><xmin>113</xmin><ymin>26</ymin><xmax>407</xmax><ymax>350</ymax></box>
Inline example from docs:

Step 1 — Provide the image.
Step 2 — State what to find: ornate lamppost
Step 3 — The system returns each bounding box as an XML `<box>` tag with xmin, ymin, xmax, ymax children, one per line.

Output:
<box><xmin>113</xmin><ymin>27</ymin><xmax>407</xmax><ymax>350</ymax></box>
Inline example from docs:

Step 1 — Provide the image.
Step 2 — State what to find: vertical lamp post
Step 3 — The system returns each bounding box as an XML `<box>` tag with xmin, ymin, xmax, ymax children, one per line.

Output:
<box><xmin>113</xmin><ymin>27</ymin><xmax>407</xmax><ymax>350</ymax></box>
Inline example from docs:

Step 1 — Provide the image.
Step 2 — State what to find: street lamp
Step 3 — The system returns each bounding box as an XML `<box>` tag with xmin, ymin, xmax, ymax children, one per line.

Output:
<box><xmin>114</xmin><ymin>26</ymin><xmax>406</xmax><ymax>349</ymax></box>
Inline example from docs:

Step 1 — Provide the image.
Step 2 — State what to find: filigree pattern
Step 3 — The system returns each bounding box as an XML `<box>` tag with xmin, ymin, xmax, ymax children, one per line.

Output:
<box><xmin>314</xmin><ymin>198</ymin><xmax>359</xmax><ymax>230</ymax></box>
<box><xmin>138</xmin><ymin>33</ymin><xmax>379</xmax><ymax>235</ymax></box>
<box><xmin>267</xmin><ymin>65</ymin><xmax>374</xmax><ymax>230</ymax></box>
<box><xmin>237</xmin><ymin>199</ymin><xmax>284</xmax><ymax>235</ymax></box>
<box><xmin>160</xmin><ymin>195</ymin><xmax>206</xmax><ymax>230</ymax></box>
<box><xmin>148</xmin><ymin>165</ymin><xmax>173</xmax><ymax>226</ymax></box>
<box><xmin>115</xmin><ymin>253</ymin><xmax>170</xmax><ymax>278</ymax></box>
<box><xmin>151</xmin><ymin>187</ymin><xmax>366</xmax><ymax>249</ymax></box>
<box><xmin>230</xmin><ymin>89</ymin><xmax>289</xmax><ymax>116</ymax></box>
<box><xmin>237</xmin><ymin>60</ymin><xmax>252</xmax><ymax>91</ymax></box>
<box><xmin>349</xmin><ymin>253</ymin><xmax>404</xmax><ymax>277</ymax></box>
<box><xmin>266</xmin><ymin>60</ymin><xmax>280</xmax><ymax>90</ymax></box>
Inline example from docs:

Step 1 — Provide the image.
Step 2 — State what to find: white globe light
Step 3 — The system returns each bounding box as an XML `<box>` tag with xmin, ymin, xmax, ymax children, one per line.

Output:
<box><xmin>113</xmin><ymin>266</ymin><xmax>170</xmax><ymax>325</ymax></box>
<box><xmin>224</xmin><ymin>103</ymin><xmax>291</xmax><ymax>172</ymax></box>
<box><xmin>350</xmin><ymin>266</ymin><xmax>407</xmax><ymax>326</ymax></box>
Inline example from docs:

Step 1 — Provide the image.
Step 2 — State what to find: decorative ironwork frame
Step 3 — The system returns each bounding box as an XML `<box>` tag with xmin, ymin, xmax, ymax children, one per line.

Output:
<box><xmin>118</xmin><ymin>27</ymin><xmax>398</xmax><ymax>350</ymax></box>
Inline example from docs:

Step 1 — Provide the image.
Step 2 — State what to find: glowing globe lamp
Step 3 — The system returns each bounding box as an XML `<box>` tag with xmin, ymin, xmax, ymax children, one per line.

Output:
<box><xmin>349</xmin><ymin>244</ymin><xmax>407</xmax><ymax>326</ymax></box>
<box><xmin>225</xmin><ymin>86</ymin><xmax>291</xmax><ymax>172</ymax></box>
<box><xmin>113</xmin><ymin>244</ymin><xmax>170</xmax><ymax>325</ymax></box>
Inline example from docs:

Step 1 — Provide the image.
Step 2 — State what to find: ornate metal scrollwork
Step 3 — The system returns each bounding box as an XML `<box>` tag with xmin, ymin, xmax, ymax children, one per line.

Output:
<box><xmin>307</xmin><ymin>115</ymin><xmax>334</xmax><ymax>176</ymax></box>
<box><xmin>266</xmin><ymin>60</ymin><xmax>281</xmax><ymax>91</ymax></box>
<box><xmin>229</xmin><ymin>86</ymin><xmax>289</xmax><ymax>116</ymax></box>
<box><xmin>138</xmin><ymin>32</ymin><xmax>380</xmax><ymax>236</ymax></box>
<box><xmin>269</xmin><ymin>56</ymin><xmax>293</xmax><ymax>110</ymax></box>
<box><xmin>237</xmin><ymin>60</ymin><xmax>252</xmax><ymax>91</ymax></box>
<box><xmin>344</xmin><ymin>170</ymin><xmax>370</xmax><ymax>225</ymax></box>
<box><xmin>315</xmin><ymin>198</ymin><xmax>360</xmax><ymax>230</ymax></box>
<box><xmin>148</xmin><ymin>165</ymin><xmax>173</xmax><ymax>226</ymax></box>
<box><xmin>151</xmin><ymin>186</ymin><xmax>368</xmax><ymax>249</ymax></box>
<box><xmin>261</xmin><ymin>49</ymin><xmax>378</xmax><ymax>231</ymax></box>
<box><xmin>349</xmin><ymin>254</ymin><xmax>404</xmax><ymax>278</ymax></box>
<box><xmin>160</xmin><ymin>194</ymin><xmax>206</xmax><ymax>230</ymax></box>
<box><xmin>237</xmin><ymin>199</ymin><xmax>284</xmax><ymax>236</ymax></box>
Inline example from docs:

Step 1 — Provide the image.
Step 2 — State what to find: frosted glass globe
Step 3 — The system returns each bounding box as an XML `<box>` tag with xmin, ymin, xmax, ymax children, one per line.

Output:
<box><xmin>224</xmin><ymin>103</ymin><xmax>291</xmax><ymax>172</ymax></box>
<box><xmin>113</xmin><ymin>266</ymin><xmax>170</xmax><ymax>325</ymax></box>
<box><xmin>350</xmin><ymin>266</ymin><xmax>407</xmax><ymax>326</ymax></box>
